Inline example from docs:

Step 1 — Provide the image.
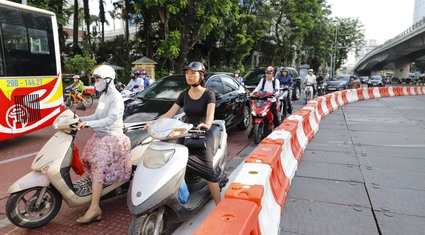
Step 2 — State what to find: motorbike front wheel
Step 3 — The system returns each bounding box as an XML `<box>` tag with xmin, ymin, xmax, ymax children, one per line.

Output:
<box><xmin>280</xmin><ymin>101</ymin><xmax>287</xmax><ymax>122</ymax></box>
<box><xmin>305</xmin><ymin>90</ymin><xmax>311</xmax><ymax>104</ymax></box>
<box><xmin>253</xmin><ymin>122</ymin><xmax>264</xmax><ymax>144</ymax></box>
<box><xmin>129</xmin><ymin>207</ymin><xmax>170</xmax><ymax>235</ymax></box>
<box><xmin>83</xmin><ymin>95</ymin><xmax>94</xmax><ymax>108</ymax></box>
<box><xmin>6</xmin><ymin>186</ymin><xmax>62</xmax><ymax>228</ymax></box>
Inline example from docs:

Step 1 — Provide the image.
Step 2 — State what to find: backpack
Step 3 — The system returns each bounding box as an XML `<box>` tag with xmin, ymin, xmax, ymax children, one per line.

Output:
<box><xmin>261</xmin><ymin>77</ymin><xmax>276</xmax><ymax>91</ymax></box>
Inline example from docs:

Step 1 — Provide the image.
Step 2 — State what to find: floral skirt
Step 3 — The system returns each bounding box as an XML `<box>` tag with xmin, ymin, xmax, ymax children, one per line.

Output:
<box><xmin>81</xmin><ymin>133</ymin><xmax>131</xmax><ymax>185</ymax></box>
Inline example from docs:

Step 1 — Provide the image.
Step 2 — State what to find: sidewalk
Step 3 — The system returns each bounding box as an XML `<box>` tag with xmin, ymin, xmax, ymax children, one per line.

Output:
<box><xmin>280</xmin><ymin>95</ymin><xmax>425</xmax><ymax>234</ymax></box>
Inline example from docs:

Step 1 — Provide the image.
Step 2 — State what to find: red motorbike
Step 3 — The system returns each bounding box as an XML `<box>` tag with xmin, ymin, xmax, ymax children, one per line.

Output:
<box><xmin>249</xmin><ymin>91</ymin><xmax>282</xmax><ymax>144</ymax></box>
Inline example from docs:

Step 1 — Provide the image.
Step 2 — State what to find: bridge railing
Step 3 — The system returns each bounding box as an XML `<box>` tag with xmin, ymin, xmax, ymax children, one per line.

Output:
<box><xmin>355</xmin><ymin>16</ymin><xmax>425</xmax><ymax>69</ymax></box>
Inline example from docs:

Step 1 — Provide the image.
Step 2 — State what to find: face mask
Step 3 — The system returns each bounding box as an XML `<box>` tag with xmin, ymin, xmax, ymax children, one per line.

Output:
<box><xmin>95</xmin><ymin>79</ymin><xmax>107</xmax><ymax>92</ymax></box>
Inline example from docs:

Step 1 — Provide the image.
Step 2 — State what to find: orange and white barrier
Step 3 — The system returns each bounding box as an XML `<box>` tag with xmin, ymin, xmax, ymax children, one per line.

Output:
<box><xmin>231</xmin><ymin>163</ymin><xmax>281</xmax><ymax>234</ymax></box>
<box><xmin>286</xmin><ymin>115</ymin><xmax>308</xmax><ymax>149</ymax></box>
<box><xmin>195</xmin><ymin>86</ymin><xmax>425</xmax><ymax>235</ymax></box>
<box><xmin>194</xmin><ymin>198</ymin><xmax>261</xmax><ymax>235</ymax></box>
<box><xmin>263</xmin><ymin>129</ymin><xmax>298</xmax><ymax>181</ymax></box>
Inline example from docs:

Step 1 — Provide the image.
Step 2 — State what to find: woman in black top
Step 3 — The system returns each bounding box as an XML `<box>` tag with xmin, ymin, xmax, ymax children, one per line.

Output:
<box><xmin>155</xmin><ymin>61</ymin><xmax>221</xmax><ymax>205</ymax></box>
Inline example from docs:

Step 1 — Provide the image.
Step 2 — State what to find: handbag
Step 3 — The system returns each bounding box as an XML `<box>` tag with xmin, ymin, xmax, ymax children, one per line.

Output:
<box><xmin>183</xmin><ymin>136</ymin><xmax>207</xmax><ymax>149</ymax></box>
<box><xmin>72</xmin><ymin>144</ymin><xmax>85</xmax><ymax>175</ymax></box>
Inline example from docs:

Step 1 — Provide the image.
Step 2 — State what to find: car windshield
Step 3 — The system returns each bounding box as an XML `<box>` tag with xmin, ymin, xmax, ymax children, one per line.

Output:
<box><xmin>370</xmin><ymin>76</ymin><xmax>382</xmax><ymax>81</ymax></box>
<box><xmin>244</xmin><ymin>69</ymin><xmax>264</xmax><ymax>85</ymax></box>
<box><xmin>330</xmin><ymin>76</ymin><xmax>349</xmax><ymax>81</ymax></box>
<box><xmin>137</xmin><ymin>75</ymin><xmax>188</xmax><ymax>100</ymax></box>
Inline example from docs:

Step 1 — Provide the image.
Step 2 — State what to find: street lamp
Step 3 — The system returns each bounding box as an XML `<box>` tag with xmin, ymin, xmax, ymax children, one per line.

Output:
<box><xmin>330</xmin><ymin>23</ymin><xmax>339</xmax><ymax>77</ymax></box>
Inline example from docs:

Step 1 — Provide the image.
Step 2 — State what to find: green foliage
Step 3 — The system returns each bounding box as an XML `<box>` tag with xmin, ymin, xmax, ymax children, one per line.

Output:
<box><xmin>22</xmin><ymin>0</ymin><xmax>365</xmax><ymax>77</ymax></box>
<box><xmin>157</xmin><ymin>31</ymin><xmax>181</xmax><ymax>59</ymax></box>
<box><xmin>64</xmin><ymin>55</ymin><xmax>96</xmax><ymax>75</ymax></box>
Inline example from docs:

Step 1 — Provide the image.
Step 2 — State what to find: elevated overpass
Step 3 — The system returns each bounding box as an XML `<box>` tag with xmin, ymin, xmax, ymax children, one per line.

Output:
<box><xmin>354</xmin><ymin>18</ymin><xmax>425</xmax><ymax>78</ymax></box>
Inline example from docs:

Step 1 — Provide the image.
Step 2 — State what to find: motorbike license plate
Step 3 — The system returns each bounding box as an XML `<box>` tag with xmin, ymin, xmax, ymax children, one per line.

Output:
<box><xmin>328</xmin><ymin>87</ymin><xmax>336</xmax><ymax>90</ymax></box>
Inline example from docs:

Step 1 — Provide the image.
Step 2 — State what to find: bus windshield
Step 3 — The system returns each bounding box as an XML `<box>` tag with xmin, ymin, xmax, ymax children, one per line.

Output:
<box><xmin>0</xmin><ymin>2</ymin><xmax>63</xmax><ymax>141</ymax></box>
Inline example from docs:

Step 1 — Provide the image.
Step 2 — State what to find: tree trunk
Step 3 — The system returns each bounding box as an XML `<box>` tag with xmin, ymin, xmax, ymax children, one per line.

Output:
<box><xmin>123</xmin><ymin>0</ymin><xmax>130</xmax><ymax>51</ymax></box>
<box><xmin>141</xmin><ymin>7</ymin><xmax>153</xmax><ymax>58</ymax></box>
<box><xmin>83</xmin><ymin>0</ymin><xmax>91</xmax><ymax>45</ymax></box>
<box><xmin>174</xmin><ymin>0</ymin><xmax>202</xmax><ymax>72</ymax></box>
<box><xmin>72</xmin><ymin>0</ymin><xmax>79</xmax><ymax>55</ymax></box>
<box><xmin>99</xmin><ymin>0</ymin><xmax>105</xmax><ymax>43</ymax></box>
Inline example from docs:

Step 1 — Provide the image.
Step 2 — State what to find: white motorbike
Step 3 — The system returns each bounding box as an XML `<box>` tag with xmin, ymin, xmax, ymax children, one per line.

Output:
<box><xmin>127</xmin><ymin>118</ymin><xmax>228</xmax><ymax>235</ymax></box>
<box><xmin>6</xmin><ymin>108</ymin><xmax>151</xmax><ymax>228</ymax></box>
<box><xmin>304</xmin><ymin>82</ymin><xmax>314</xmax><ymax>104</ymax></box>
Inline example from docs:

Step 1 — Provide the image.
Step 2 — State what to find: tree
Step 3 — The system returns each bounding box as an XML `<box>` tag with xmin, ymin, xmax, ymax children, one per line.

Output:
<box><xmin>63</xmin><ymin>54</ymin><xmax>96</xmax><ymax>76</ymax></box>
<box><xmin>332</xmin><ymin>17</ymin><xmax>365</xmax><ymax>72</ymax></box>
<box><xmin>83</xmin><ymin>0</ymin><xmax>91</xmax><ymax>48</ymax></box>
<box><xmin>108</xmin><ymin>9</ymin><xmax>121</xmax><ymax>31</ymax></box>
<box><xmin>99</xmin><ymin>0</ymin><xmax>107</xmax><ymax>43</ymax></box>
<box><xmin>72</xmin><ymin>0</ymin><xmax>79</xmax><ymax>55</ymax></box>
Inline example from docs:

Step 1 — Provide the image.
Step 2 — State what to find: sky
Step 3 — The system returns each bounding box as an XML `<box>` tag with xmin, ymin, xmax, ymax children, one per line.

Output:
<box><xmin>326</xmin><ymin>0</ymin><xmax>415</xmax><ymax>44</ymax></box>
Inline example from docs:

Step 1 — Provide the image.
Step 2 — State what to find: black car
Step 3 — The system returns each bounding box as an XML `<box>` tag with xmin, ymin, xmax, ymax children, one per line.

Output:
<box><xmin>123</xmin><ymin>73</ymin><xmax>251</xmax><ymax>130</ymax></box>
<box><xmin>367</xmin><ymin>75</ymin><xmax>385</xmax><ymax>87</ymax></box>
<box><xmin>325</xmin><ymin>74</ymin><xmax>360</xmax><ymax>93</ymax></box>
<box><xmin>243</xmin><ymin>67</ymin><xmax>301</xmax><ymax>100</ymax></box>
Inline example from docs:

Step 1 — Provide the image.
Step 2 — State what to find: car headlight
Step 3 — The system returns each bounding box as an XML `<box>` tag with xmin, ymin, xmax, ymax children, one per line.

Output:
<box><xmin>143</xmin><ymin>147</ymin><xmax>175</xmax><ymax>169</ymax></box>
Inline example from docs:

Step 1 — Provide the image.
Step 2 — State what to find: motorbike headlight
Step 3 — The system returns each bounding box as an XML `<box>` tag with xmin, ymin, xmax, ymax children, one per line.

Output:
<box><xmin>143</xmin><ymin>147</ymin><xmax>175</xmax><ymax>169</ymax></box>
<box><xmin>251</xmin><ymin>110</ymin><xmax>257</xmax><ymax>116</ymax></box>
<box><xmin>260</xmin><ymin>110</ymin><xmax>267</xmax><ymax>117</ymax></box>
<box><xmin>168</xmin><ymin>129</ymin><xmax>187</xmax><ymax>138</ymax></box>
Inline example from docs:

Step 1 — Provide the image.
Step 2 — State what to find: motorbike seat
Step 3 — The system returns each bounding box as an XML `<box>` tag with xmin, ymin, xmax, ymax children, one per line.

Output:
<box><xmin>125</xmin><ymin>129</ymin><xmax>150</xmax><ymax>149</ymax></box>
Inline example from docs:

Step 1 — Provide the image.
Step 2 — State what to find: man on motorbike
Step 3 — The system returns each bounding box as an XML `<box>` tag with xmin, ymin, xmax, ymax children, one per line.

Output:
<box><xmin>65</xmin><ymin>75</ymin><xmax>86</xmax><ymax>101</ymax></box>
<box><xmin>125</xmin><ymin>69</ymin><xmax>143</xmax><ymax>93</ymax></box>
<box><xmin>250</xmin><ymin>66</ymin><xmax>281</xmax><ymax>129</ymax></box>
<box><xmin>303</xmin><ymin>68</ymin><xmax>317</xmax><ymax>96</ymax></box>
<box><xmin>277</xmin><ymin>68</ymin><xmax>293</xmax><ymax>114</ymax></box>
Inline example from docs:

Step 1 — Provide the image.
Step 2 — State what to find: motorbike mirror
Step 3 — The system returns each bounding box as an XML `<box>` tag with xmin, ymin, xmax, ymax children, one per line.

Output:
<box><xmin>76</xmin><ymin>102</ymin><xmax>86</xmax><ymax>111</ymax></box>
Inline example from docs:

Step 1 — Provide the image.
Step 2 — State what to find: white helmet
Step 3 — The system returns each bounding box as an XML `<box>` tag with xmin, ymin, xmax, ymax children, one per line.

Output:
<box><xmin>92</xmin><ymin>65</ymin><xmax>115</xmax><ymax>80</ymax></box>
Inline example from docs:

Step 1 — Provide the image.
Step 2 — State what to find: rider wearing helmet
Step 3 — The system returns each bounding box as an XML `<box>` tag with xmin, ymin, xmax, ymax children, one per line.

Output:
<box><xmin>125</xmin><ymin>69</ymin><xmax>143</xmax><ymax>92</ymax></box>
<box><xmin>304</xmin><ymin>68</ymin><xmax>317</xmax><ymax>96</ymax></box>
<box><xmin>250</xmin><ymin>66</ymin><xmax>281</xmax><ymax>128</ymax></box>
<box><xmin>233</xmin><ymin>69</ymin><xmax>244</xmax><ymax>84</ymax></box>
<box><xmin>276</xmin><ymin>68</ymin><xmax>294</xmax><ymax>113</ymax></box>
<box><xmin>147</xmin><ymin>61</ymin><xmax>222</xmax><ymax>205</ymax></box>
<box><xmin>140</xmin><ymin>69</ymin><xmax>152</xmax><ymax>89</ymax></box>
<box><xmin>76</xmin><ymin>65</ymin><xmax>131</xmax><ymax>224</ymax></box>
<box><xmin>66</xmin><ymin>75</ymin><xmax>86</xmax><ymax>101</ymax></box>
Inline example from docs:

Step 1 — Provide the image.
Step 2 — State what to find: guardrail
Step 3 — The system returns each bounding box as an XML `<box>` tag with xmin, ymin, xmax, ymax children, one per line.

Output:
<box><xmin>194</xmin><ymin>85</ymin><xmax>425</xmax><ymax>235</ymax></box>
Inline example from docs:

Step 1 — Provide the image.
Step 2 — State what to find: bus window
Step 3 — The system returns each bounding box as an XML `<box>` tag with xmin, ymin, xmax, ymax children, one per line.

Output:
<box><xmin>29</xmin><ymin>28</ymin><xmax>49</xmax><ymax>54</ymax></box>
<box><xmin>2</xmin><ymin>24</ymin><xmax>28</xmax><ymax>51</ymax></box>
